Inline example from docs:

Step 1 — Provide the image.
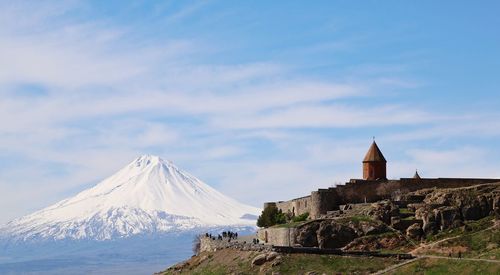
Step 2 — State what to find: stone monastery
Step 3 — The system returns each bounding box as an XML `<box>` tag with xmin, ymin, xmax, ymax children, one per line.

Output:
<box><xmin>264</xmin><ymin>141</ymin><xmax>499</xmax><ymax>220</ymax></box>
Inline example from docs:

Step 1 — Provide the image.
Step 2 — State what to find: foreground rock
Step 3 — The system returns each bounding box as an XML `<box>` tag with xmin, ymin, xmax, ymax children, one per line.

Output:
<box><xmin>294</xmin><ymin>218</ymin><xmax>389</xmax><ymax>249</ymax></box>
<box><xmin>411</xmin><ymin>183</ymin><xmax>500</xmax><ymax>234</ymax></box>
<box><xmin>406</xmin><ymin>223</ymin><xmax>423</xmax><ymax>239</ymax></box>
<box><xmin>251</xmin><ymin>254</ymin><xmax>268</xmax><ymax>266</ymax></box>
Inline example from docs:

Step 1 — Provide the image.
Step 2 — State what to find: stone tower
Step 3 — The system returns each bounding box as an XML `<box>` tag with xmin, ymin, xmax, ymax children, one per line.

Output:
<box><xmin>362</xmin><ymin>141</ymin><xmax>387</xmax><ymax>180</ymax></box>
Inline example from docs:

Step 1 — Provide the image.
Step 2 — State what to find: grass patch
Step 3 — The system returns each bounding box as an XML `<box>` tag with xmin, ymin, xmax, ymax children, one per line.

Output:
<box><xmin>337</xmin><ymin>215</ymin><xmax>374</xmax><ymax>224</ymax></box>
<box><xmin>440</xmin><ymin>227</ymin><xmax>500</xmax><ymax>258</ymax></box>
<box><xmin>272</xmin><ymin>221</ymin><xmax>307</xmax><ymax>228</ymax></box>
<box><xmin>478</xmin><ymin>248</ymin><xmax>500</xmax><ymax>260</ymax></box>
<box><xmin>190</xmin><ymin>265</ymin><xmax>227</xmax><ymax>275</ymax></box>
<box><xmin>160</xmin><ymin>249</ymin><xmax>400</xmax><ymax>274</ymax></box>
<box><xmin>277</xmin><ymin>254</ymin><xmax>400</xmax><ymax>274</ymax></box>
<box><xmin>349</xmin><ymin>215</ymin><xmax>374</xmax><ymax>222</ymax></box>
<box><xmin>389</xmin><ymin>257</ymin><xmax>500</xmax><ymax>275</ymax></box>
<box><xmin>418</xmin><ymin>217</ymin><xmax>499</xmax><ymax>259</ymax></box>
<box><xmin>399</xmin><ymin>208</ymin><xmax>414</xmax><ymax>215</ymax></box>
<box><xmin>425</xmin><ymin>216</ymin><xmax>494</xmax><ymax>242</ymax></box>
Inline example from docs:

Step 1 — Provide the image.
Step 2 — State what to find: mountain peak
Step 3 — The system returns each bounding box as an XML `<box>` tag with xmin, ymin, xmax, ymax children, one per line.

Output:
<box><xmin>135</xmin><ymin>154</ymin><xmax>163</xmax><ymax>164</ymax></box>
<box><xmin>1</xmin><ymin>155</ymin><xmax>260</xmax><ymax>241</ymax></box>
<box><xmin>131</xmin><ymin>154</ymin><xmax>176</xmax><ymax>169</ymax></box>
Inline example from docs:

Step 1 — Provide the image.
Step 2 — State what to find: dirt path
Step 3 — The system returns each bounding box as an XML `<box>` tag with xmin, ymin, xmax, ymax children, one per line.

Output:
<box><xmin>376</xmin><ymin>225</ymin><xmax>499</xmax><ymax>274</ymax></box>
<box><xmin>373</xmin><ymin>255</ymin><xmax>500</xmax><ymax>275</ymax></box>
<box><xmin>371</xmin><ymin>258</ymin><xmax>419</xmax><ymax>275</ymax></box>
<box><xmin>410</xmin><ymin>225</ymin><xmax>496</xmax><ymax>255</ymax></box>
<box><xmin>409</xmin><ymin>235</ymin><xmax>459</xmax><ymax>255</ymax></box>
<box><xmin>421</xmin><ymin>254</ymin><xmax>500</xmax><ymax>263</ymax></box>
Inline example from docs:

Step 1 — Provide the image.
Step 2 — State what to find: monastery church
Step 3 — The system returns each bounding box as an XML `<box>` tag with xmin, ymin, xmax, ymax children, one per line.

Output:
<box><xmin>265</xmin><ymin>141</ymin><xmax>499</xmax><ymax>220</ymax></box>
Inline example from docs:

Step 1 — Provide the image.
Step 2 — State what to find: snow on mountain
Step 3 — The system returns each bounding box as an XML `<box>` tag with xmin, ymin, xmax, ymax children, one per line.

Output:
<box><xmin>1</xmin><ymin>155</ymin><xmax>261</xmax><ymax>241</ymax></box>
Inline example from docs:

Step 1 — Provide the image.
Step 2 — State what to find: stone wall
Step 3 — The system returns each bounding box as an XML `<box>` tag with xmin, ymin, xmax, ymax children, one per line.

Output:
<box><xmin>310</xmin><ymin>189</ymin><xmax>339</xmax><ymax>219</ymax></box>
<box><xmin>199</xmin><ymin>236</ymin><xmax>271</xmax><ymax>253</ymax></box>
<box><xmin>336</xmin><ymin>178</ymin><xmax>500</xmax><ymax>205</ymax></box>
<box><xmin>275</xmin><ymin>195</ymin><xmax>311</xmax><ymax>217</ymax></box>
<box><xmin>257</xmin><ymin>227</ymin><xmax>297</xmax><ymax>246</ymax></box>
<box><xmin>267</xmin><ymin>178</ymin><xmax>500</xmax><ymax>220</ymax></box>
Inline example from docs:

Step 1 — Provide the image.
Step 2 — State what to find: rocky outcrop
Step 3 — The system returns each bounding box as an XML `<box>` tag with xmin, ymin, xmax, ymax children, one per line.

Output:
<box><xmin>493</xmin><ymin>195</ymin><xmax>500</xmax><ymax>218</ymax></box>
<box><xmin>295</xmin><ymin>222</ymin><xmax>320</xmax><ymax>247</ymax></box>
<box><xmin>367</xmin><ymin>200</ymin><xmax>399</xmax><ymax>224</ymax></box>
<box><xmin>251</xmin><ymin>254</ymin><xmax>268</xmax><ymax>266</ymax></box>
<box><xmin>251</xmin><ymin>252</ymin><xmax>282</xmax><ymax>266</ymax></box>
<box><xmin>294</xmin><ymin>219</ymin><xmax>389</xmax><ymax>249</ymax></box>
<box><xmin>295</xmin><ymin>221</ymin><xmax>356</xmax><ymax>248</ymax></box>
<box><xmin>406</xmin><ymin>223</ymin><xmax>423</xmax><ymax>239</ymax></box>
<box><xmin>411</xmin><ymin>183</ymin><xmax>500</xmax><ymax>234</ymax></box>
<box><xmin>317</xmin><ymin>222</ymin><xmax>357</xmax><ymax>249</ymax></box>
<box><xmin>268</xmin><ymin>183</ymin><xmax>499</xmax><ymax>250</ymax></box>
<box><xmin>343</xmin><ymin>234</ymin><xmax>409</xmax><ymax>251</ymax></box>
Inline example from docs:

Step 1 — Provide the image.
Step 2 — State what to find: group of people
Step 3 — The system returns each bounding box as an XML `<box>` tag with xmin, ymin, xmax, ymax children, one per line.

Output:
<box><xmin>222</xmin><ymin>231</ymin><xmax>238</xmax><ymax>239</ymax></box>
<box><xmin>204</xmin><ymin>231</ymin><xmax>238</xmax><ymax>241</ymax></box>
<box><xmin>203</xmin><ymin>231</ymin><xmax>263</xmax><ymax>246</ymax></box>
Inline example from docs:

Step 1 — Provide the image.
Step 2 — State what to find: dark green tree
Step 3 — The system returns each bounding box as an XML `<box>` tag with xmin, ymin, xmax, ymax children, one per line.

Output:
<box><xmin>257</xmin><ymin>205</ymin><xmax>287</xmax><ymax>227</ymax></box>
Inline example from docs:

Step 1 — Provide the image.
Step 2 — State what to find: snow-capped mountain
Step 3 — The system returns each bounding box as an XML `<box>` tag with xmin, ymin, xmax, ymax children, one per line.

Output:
<box><xmin>1</xmin><ymin>155</ymin><xmax>260</xmax><ymax>241</ymax></box>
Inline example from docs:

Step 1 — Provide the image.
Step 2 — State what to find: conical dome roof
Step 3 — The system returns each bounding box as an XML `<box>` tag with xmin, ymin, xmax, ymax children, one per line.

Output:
<box><xmin>363</xmin><ymin>141</ymin><xmax>387</xmax><ymax>162</ymax></box>
<box><xmin>413</xmin><ymin>170</ymin><xmax>421</xmax><ymax>179</ymax></box>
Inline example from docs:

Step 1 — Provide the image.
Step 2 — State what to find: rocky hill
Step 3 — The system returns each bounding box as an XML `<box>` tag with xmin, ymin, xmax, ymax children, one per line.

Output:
<box><xmin>159</xmin><ymin>183</ymin><xmax>500</xmax><ymax>274</ymax></box>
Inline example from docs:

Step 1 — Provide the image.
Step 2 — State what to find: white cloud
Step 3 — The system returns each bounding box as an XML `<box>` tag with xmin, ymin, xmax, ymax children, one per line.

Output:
<box><xmin>211</xmin><ymin>104</ymin><xmax>436</xmax><ymax>129</ymax></box>
<box><xmin>0</xmin><ymin>1</ymin><xmax>498</xmax><ymax>226</ymax></box>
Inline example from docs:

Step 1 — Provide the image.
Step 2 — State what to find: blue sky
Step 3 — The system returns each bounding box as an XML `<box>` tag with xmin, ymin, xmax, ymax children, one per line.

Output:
<box><xmin>1</xmin><ymin>0</ymin><xmax>500</xmax><ymax>224</ymax></box>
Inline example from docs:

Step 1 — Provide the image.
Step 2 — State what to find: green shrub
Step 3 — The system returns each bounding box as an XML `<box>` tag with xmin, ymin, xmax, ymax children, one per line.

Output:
<box><xmin>292</xmin><ymin>212</ymin><xmax>309</xmax><ymax>222</ymax></box>
<box><xmin>257</xmin><ymin>205</ymin><xmax>287</xmax><ymax>227</ymax></box>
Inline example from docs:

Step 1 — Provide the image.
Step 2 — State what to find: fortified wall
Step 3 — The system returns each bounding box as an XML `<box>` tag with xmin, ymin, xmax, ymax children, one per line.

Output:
<box><xmin>265</xmin><ymin>195</ymin><xmax>312</xmax><ymax>218</ymax></box>
<box><xmin>266</xmin><ymin>178</ymin><xmax>500</xmax><ymax>219</ymax></box>
<box><xmin>264</xmin><ymin>141</ymin><xmax>500</xmax><ymax>219</ymax></box>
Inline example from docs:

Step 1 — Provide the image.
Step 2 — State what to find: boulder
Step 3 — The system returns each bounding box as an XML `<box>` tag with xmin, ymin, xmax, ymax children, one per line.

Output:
<box><xmin>368</xmin><ymin>200</ymin><xmax>399</xmax><ymax>224</ymax></box>
<box><xmin>434</xmin><ymin>206</ymin><xmax>461</xmax><ymax>230</ymax></box>
<box><xmin>461</xmin><ymin>205</ymin><xmax>483</xmax><ymax>221</ymax></box>
<box><xmin>271</xmin><ymin>256</ymin><xmax>282</xmax><ymax>267</ymax></box>
<box><xmin>357</xmin><ymin>221</ymin><xmax>388</xmax><ymax>235</ymax></box>
<box><xmin>295</xmin><ymin>220</ymin><xmax>363</xmax><ymax>249</ymax></box>
<box><xmin>422</xmin><ymin>221</ymin><xmax>438</xmax><ymax>235</ymax></box>
<box><xmin>317</xmin><ymin>222</ymin><xmax>356</xmax><ymax>249</ymax></box>
<box><xmin>251</xmin><ymin>254</ymin><xmax>267</xmax><ymax>266</ymax></box>
<box><xmin>295</xmin><ymin>223</ymin><xmax>319</xmax><ymax>247</ymax></box>
<box><xmin>415</xmin><ymin>206</ymin><xmax>438</xmax><ymax>234</ymax></box>
<box><xmin>407</xmin><ymin>203</ymin><xmax>425</xmax><ymax>212</ymax></box>
<box><xmin>406</xmin><ymin>223</ymin><xmax>423</xmax><ymax>239</ymax></box>
<box><xmin>493</xmin><ymin>195</ymin><xmax>500</xmax><ymax>218</ymax></box>
<box><xmin>266</xmin><ymin>252</ymin><xmax>279</xmax><ymax>261</ymax></box>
